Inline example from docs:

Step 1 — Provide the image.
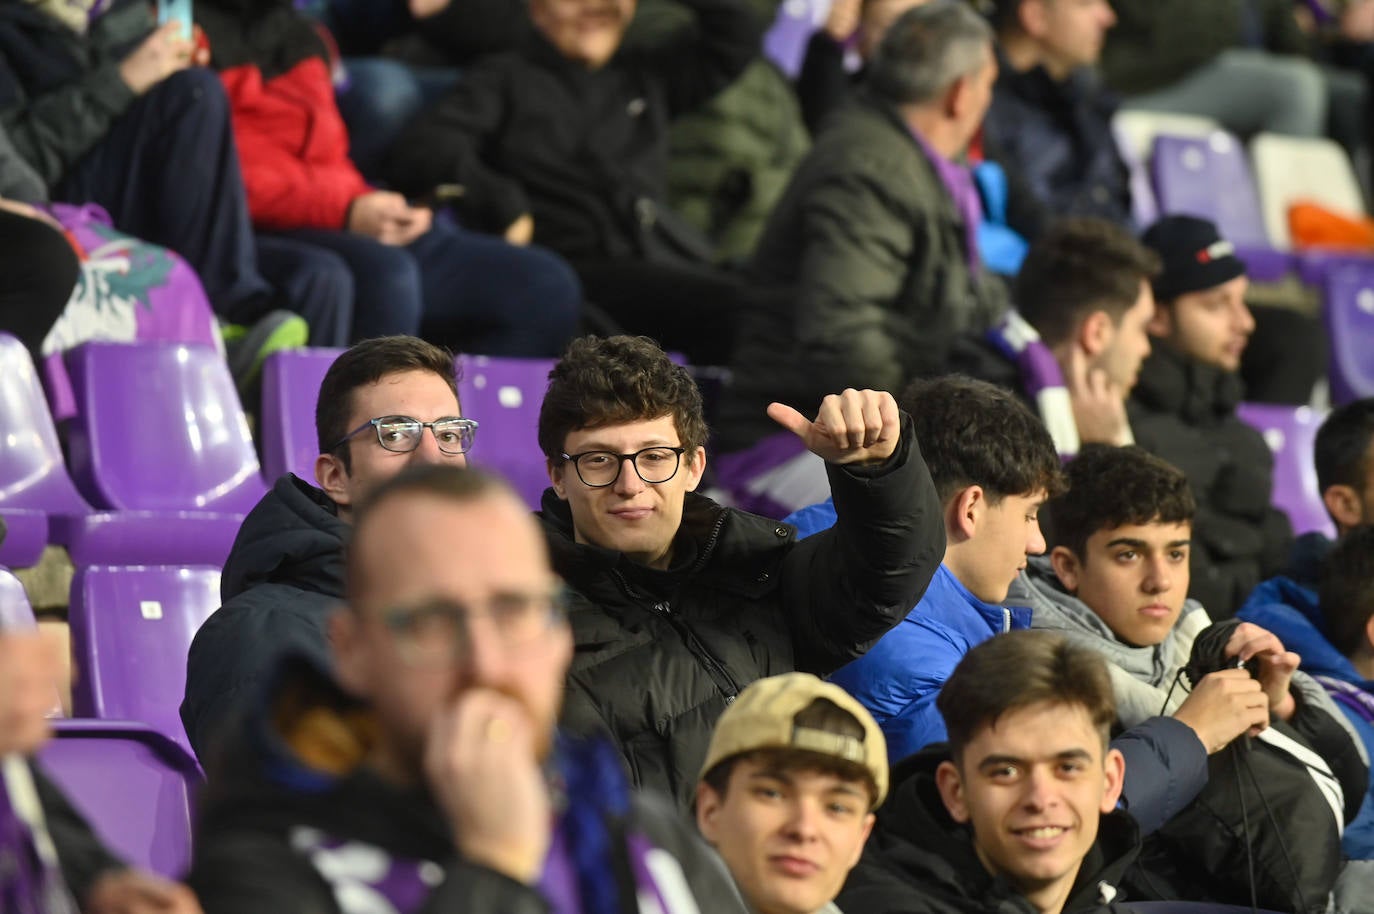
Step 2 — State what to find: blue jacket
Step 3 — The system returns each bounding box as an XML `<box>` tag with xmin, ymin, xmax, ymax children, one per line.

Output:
<box><xmin>1239</xmin><ymin>560</ymin><xmax>1374</xmax><ymax>859</ymax></box>
<box><xmin>785</xmin><ymin>498</ymin><xmax>1210</xmax><ymax>836</ymax></box>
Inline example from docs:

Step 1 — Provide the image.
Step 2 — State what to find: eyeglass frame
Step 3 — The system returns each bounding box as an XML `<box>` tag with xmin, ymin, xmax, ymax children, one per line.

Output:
<box><xmin>331</xmin><ymin>415</ymin><xmax>479</xmax><ymax>456</ymax></box>
<box><xmin>560</xmin><ymin>445</ymin><xmax>689</xmax><ymax>488</ymax></box>
<box><xmin>378</xmin><ymin>585</ymin><xmax>571</xmax><ymax>667</ymax></box>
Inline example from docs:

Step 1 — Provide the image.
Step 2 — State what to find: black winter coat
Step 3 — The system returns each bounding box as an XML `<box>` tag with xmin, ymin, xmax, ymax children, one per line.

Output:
<box><xmin>548</xmin><ymin>422</ymin><xmax>944</xmax><ymax>809</ymax></box>
<box><xmin>839</xmin><ymin>746</ymin><xmax>1142</xmax><ymax>914</ymax></box>
<box><xmin>384</xmin><ymin>0</ymin><xmax>763</xmax><ymax>262</ymax></box>
<box><xmin>1128</xmin><ymin>345</ymin><xmax>1293</xmax><ymax>617</ymax></box>
<box><xmin>180</xmin><ymin>474</ymin><xmax>348</xmax><ymax>762</ymax></box>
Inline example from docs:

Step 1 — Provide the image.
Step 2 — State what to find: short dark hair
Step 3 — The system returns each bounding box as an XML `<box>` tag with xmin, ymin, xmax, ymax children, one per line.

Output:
<box><xmin>898</xmin><ymin>375</ymin><xmax>1065</xmax><ymax>505</ymax></box>
<box><xmin>1316</xmin><ymin>399</ymin><xmax>1374</xmax><ymax>499</ymax></box>
<box><xmin>537</xmin><ymin>335</ymin><xmax>708</xmax><ymax>460</ymax></box>
<box><xmin>346</xmin><ymin>464</ymin><xmax>518</xmax><ymax>600</ymax></box>
<box><xmin>1014</xmin><ymin>218</ymin><xmax>1161</xmax><ymax>348</ymax></box>
<box><xmin>1043</xmin><ymin>444</ymin><xmax>1195</xmax><ymax>559</ymax></box>
<box><xmin>699</xmin><ymin>698</ymin><xmax>879</xmax><ymax>806</ymax></box>
<box><xmin>316</xmin><ymin>336</ymin><xmax>460</xmax><ymax>472</ymax></box>
<box><xmin>868</xmin><ymin>0</ymin><xmax>992</xmax><ymax>107</ymax></box>
<box><xmin>1319</xmin><ymin>525</ymin><xmax>1374</xmax><ymax>658</ymax></box>
<box><xmin>938</xmin><ymin>629</ymin><xmax>1117</xmax><ymax>762</ymax></box>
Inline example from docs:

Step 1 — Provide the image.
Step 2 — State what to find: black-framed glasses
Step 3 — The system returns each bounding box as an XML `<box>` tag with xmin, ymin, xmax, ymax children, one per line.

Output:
<box><xmin>560</xmin><ymin>446</ymin><xmax>687</xmax><ymax>488</ymax></box>
<box><xmin>332</xmin><ymin>416</ymin><xmax>478</xmax><ymax>456</ymax></box>
<box><xmin>380</xmin><ymin>586</ymin><xmax>570</xmax><ymax>668</ymax></box>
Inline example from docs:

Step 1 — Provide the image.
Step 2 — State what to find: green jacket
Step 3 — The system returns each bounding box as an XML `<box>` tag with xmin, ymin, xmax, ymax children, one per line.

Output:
<box><xmin>1101</xmin><ymin>0</ymin><xmax>1308</xmax><ymax>97</ymax></box>
<box><xmin>717</xmin><ymin>96</ymin><xmax>1008</xmax><ymax>451</ymax></box>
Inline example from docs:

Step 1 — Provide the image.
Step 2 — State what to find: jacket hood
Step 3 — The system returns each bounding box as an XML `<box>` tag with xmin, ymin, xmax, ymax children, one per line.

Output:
<box><xmin>853</xmin><ymin>744</ymin><xmax>1139</xmax><ymax>914</ymax></box>
<box><xmin>1129</xmin><ymin>343</ymin><xmax>1243</xmax><ymax>426</ymax></box>
<box><xmin>221</xmin><ymin>474</ymin><xmax>349</xmax><ymax>603</ymax></box>
<box><xmin>1288</xmin><ymin>531</ymin><xmax>1335</xmax><ymax>585</ymax></box>
<box><xmin>1239</xmin><ymin>576</ymin><xmax>1370</xmax><ymax>686</ymax></box>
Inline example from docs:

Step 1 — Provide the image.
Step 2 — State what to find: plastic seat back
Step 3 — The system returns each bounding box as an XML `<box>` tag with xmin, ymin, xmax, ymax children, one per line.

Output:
<box><xmin>1236</xmin><ymin>402</ymin><xmax>1335</xmax><ymax>538</ymax></box>
<box><xmin>64</xmin><ymin>342</ymin><xmax>266</xmax><ymax>512</ymax></box>
<box><xmin>259</xmin><ymin>347</ymin><xmax>344</xmax><ymax>482</ymax></box>
<box><xmin>1251</xmin><ymin>132</ymin><xmax>1367</xmax><ymax>250</ymax></box>
<box><xmin>0</xmin><ymin>334</ymin><xmax>91</xmax><ymax>517</ymax></box>
<box><xmin>68</xmin><ymin>565</ymin><xmax>220</xmax><ymax>753</ymax></box>
<box><xmin>1152</xmin><ymin>132</ymin><xmax>1270</xmax><ymax>248</ymax></box>
<box><xmin>458</xmin><ymin>355</ymin><xmax>556</xmax><ymax>509</ymax></box>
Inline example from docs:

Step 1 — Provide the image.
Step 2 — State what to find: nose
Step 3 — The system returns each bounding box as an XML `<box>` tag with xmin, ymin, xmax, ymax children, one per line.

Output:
<box><xmin>612</xmin><ymin>455</ymin><xmax>647</xmax><ymax>495</ymax></box>
<box><xmin>1101</xmin><ymin>3</ymin><xmax>1117</xmax><ymax>28</ymax></box>
<box><xmin>454</xmin><ymin>616</ymin><xmax>506</xmax><ymax>689</ymax></box>
<box><xmin>1027</xmin><ymin>518</ymin><xmax>1047</xmax><ymax>557</ymax></box>
<box><xmin>1142</xmin><ymin>555</ymin><xmax>1172</xmax><ymax>595</ymax></box>
<box><xmin>408</xmin><ymin>425</ymin><xmax>448</xmax><ymax>465</ymax></box>
<box><xmin>781</xmin><ymin>797</ymin><xmax>822</xmax><ymax>842</ymax></box>
<box><xmin>1021</xmin><ymin>767</ymin><xmax>1057</xmax><ymax>812</ymax></box>
<box><xmin>1234</xmin><ymin>299</ymin><xmax>1256</xmax><ymax>335</ymax></box>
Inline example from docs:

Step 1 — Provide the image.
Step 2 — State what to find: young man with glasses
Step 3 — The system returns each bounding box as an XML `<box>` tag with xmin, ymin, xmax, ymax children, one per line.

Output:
<box><xmin>182</xmin><ymin>335</ymin><xmax>475</xmax><ymax>760</ymax></box>
<box><xmin>187</xmin><ymin>464</ymin><xmax>746</xmax><ymax>914</ymax></box>
<box><xmin>539</xmin><ymin>335</ymin><xmax>943</xmax><ymax>810</ymax></box>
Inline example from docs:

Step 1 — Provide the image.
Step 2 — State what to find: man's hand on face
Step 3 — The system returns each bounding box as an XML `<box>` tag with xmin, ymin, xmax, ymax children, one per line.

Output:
<box><xmin>85</xmin><ymin>869</ymin><xmax>202</xmax><ymax>914</ymax></box>
<box><xmin>1225</xmin><ymin>622</ymin><xmax>1300</xmax><ymax>721</ymax></box>
<box><xmin>767</xmin><ymin>388</ymin><xmax>901</xmax><ymax>466</ymax></box>
<box><xmin>424</xmin><ymin>689</ymin><xmax>552</xmax><ymax>885</ymax></box>
<box><xmin>1066</xmin><ymin>345</ymin><xmax>1131</xmax><ymax>446</ymax></box>
<box><xmin>1172</xmin><ymin>668</ymin><xmax>1270</xmax><ymax>754</ymax></box>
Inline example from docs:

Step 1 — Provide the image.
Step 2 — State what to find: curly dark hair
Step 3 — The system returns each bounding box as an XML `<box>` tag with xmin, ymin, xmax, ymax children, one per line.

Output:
<box><xmin>316</xmin><ymin>336</ymin><xmax>459</xmax><ymax>473</ymax></box>
<box><xmin>1044</xmin><ymin>444</ymin><xmax>1196</xmax><ymax>559</ymax></box>
<box><xmin>1015</xmin><ymin>217</ymin><xmax>1161</xmax><ymax>348</ymax></box>
<box><xmin>537</xmin><ymin>335</ymin><xmax>708</xmax><ymax>459</ymax></box>
<box><xmin>898</xmin><ymin>375</ymin><xmax>1065</xmax><ymax>504</ymax></box>
<box><xmin>1319</xmin><ymin>525</ymin><xmax>1374</xmax><ymax>658</ymax></box>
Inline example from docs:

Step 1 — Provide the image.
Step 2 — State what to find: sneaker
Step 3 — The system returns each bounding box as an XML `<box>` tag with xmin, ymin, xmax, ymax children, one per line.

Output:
<box><xmin>222</xmin><ymin>310</ymin><xmax>309</xmax><ymax>392</ymax></box>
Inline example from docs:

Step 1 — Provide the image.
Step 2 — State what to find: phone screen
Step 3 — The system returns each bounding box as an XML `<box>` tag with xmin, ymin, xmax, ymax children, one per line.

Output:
<box><xmin>158</xmin><ymin>0</ymin><xmax>193</xmax><ymax>40</ymax></box>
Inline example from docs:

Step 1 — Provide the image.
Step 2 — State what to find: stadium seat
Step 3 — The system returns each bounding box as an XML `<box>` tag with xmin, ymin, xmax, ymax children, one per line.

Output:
<box><xmin>1150</xmin><ymin>132</ymin><xmax>1291</xmax><ymax>281</ymax></box>
<box><xmin>0</xmin><ymin>508</ymin><xmax>48</xmax><ymax>569</ymax></box>
<box><xmin>0</xmin><ymin>565</ymin><xmax>38</xmax><ymax>630</ymax></box>
<box><xmin>1251</xmin><ymin>133</ymin><xmax>1367</xmax><ymax>253</ymax></box>
<box><xmin>1112</xmin><ymin>110</ymin><xmax>1221</xmax><ymax>227</ymax></box>
<box><xmin>259</xmin><ymin>347</ymin><xmax>344</xmax><ymax>482</ymax></box>
<box><xmin>458</xmin><ymin>355</ymin><xmax>556</xmax><ymax>509</ymax></box>
<box><xmin>1321</xmin><ymin>261</ymin><xmax>1374</xmax><ymax>405</ymax></box>
<box><xmin>68</xmin><ymin>565</ymin><xmax>220</xmax><ymax>754</ymax></box>
<box><xmin>1236</xmin><ymin>402</ymin><xmax>1335</xmax><ymax>538</ymax></box>
<box><xmin>38</xmin><ymin>720</ymin><xmax>201</xmax><ymax>879</ymax></box>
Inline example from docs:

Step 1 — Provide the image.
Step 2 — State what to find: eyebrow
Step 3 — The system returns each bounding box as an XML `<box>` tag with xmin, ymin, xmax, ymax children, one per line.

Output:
<box><xmin>1103</xmin><ymin>537</ymin><xmax>1191</xmax><ymax>550</ymax></box>
<box><xmin>569</xmin><ymin>438</ymin><xmax>678</xmax><ymax>452</ymax></box>
<box><xmin>976</xmin><ymin>749</ymin><xmax>1094</xmax><ymax>770</ymax></box>
<box><xmin>748</xmin><ymin>770</ymin><xmax>867</xmax><ymax>797</ymax></box>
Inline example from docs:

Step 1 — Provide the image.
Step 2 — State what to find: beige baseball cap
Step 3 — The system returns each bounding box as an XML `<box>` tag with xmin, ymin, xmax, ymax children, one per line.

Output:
<box><xmin>699</xmin><ymin>672</ymin><xmax>889</xmax><ymax>806</ymax></box>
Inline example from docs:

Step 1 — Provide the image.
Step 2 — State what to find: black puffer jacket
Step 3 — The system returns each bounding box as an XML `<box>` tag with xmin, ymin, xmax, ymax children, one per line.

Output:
<box><xmin>1128</xmin><ymin>344</ymin><xmax>1293</xmax><ymax>618</ymax></box>
<box><xmin>181</xmin><ymin>474</ymin><xmax>348</xmax><ymax>762</ymax></box>
<box><xmin>547</xmin><ymin>421</ymin><xmax>944</xmax><ymax>809</ymax></box>
<box><xmin>839</xmin><ymin>746</ymin><xmax>1142</xmax><ymax>914</ymax></box>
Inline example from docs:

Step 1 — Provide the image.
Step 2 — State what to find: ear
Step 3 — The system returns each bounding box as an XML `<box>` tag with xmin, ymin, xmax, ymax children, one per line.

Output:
<box><xmin>1049</xmin><ymin>545</ymin><xmax>1081</xmax><ymax>592</ymax></box>
<box><xmin>1147</xmin><ymin>301</ymin><xmax>1174</xmax><ymax>338</ymax></box>
<box><xmin>847</xmin><ymin>813</ymin><xmax>877</xmax><ymax>867</ymax></box>
<box><xmin>1323</xmin><ymin>485</ymin><xmax>1362</xmax><ymax>534</ymax></box>
<box><xmin>695</xmin><ymin>781</ymin><xmax>723</xmax><ymax>843</ymax></box>
<box><xmin>1079</xmin><ymin>310</ymin><xmax>1114</xmax><ymax>359</ymax></box>
<box><xmin>315</xmin><ymin>452</ymin><xmax>351</xmax><ymax>507</ymax></box>
<box><xmin>1100</xmin><ymin>747</ymin><xmax>1126</xmax><ymax>814</ymax></box>
<box><xmin>948</xmin><ymin>486</ymin><xmax>985</xmax><ymax>542</ymax></box>
<box><xmin>944</xmin><ymin>73</ymin><xmax>969</xmax><ymax>120</ymax></box>
<box><xmin>548</xmin><ymin>457</ymin><xmax>569</xmax><ymax>501</ymax></box>
<box><xmin>683</xmin><ymin>445</ymin><xmax>707</xmax><ymax>493</ymax></box>
<box><xmin>1363</xmin><ymin>616</ymin><xmax>1374</xmax><ymax>656</ymax></box>
<box><xmin>936</xmin><ymin>760</ymin><xmax>971</xmax><ymax>823</ymax></box>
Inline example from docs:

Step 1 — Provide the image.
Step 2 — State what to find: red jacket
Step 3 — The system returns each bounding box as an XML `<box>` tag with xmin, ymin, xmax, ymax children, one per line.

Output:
<box><xmin>219</xmin><ymin>57</ymin><xmax>370</xmax><ymax>231</ymax></box>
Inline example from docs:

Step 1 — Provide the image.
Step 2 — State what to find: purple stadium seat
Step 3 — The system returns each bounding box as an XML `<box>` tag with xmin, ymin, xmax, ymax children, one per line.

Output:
<box><xmin>38</xmin><ymin>720</ymin><xmax>201</xmax><ymax>879</ymax></box>
<box><xmin>1236</xmin><ymin>402</ymin><xmax>1336</xmax><ymax>538</ymax></box>
<box><xmin>1150</xmin><ymin>133</ymin><xmax>1291</xmax><ymax>281</ymax></box>
<box><xmin>458</xmin><ymin>355</ymin><xmax>556</xmax><ymax>509</ymax></box>
<box><xmin>0</xmin><ymin>508</ymin><xmax>47</xmax><ymax>569</ymax></box>
<box><xmin>68</xmin><ymin>565</ymin><xmax>220</xmax><ymax>754</ymax></box>
<box><xmin>0</xmin><ymin>336</ymin><xmax>254</xmax><ymax>566</ymax></box>
<box><xmin>1322</xmin><ymin>262</ymin><xmax>1374</xmax><ymax>405</ymax></box>
<box><xmin>260</xmin><ymin>347</ymin><xmax>344</xmax><ymax>483</ymax></box>
<box><xmin>65</xmin><ymin>342</ymin><xmax>267</xmax><ymax>513</ymax></box>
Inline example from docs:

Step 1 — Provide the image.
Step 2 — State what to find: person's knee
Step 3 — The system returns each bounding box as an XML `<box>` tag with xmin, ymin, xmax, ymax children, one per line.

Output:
<box><xmin>1260</xmin><ymin>56</ymin><xmax>1328</xmax><ymax>132</ymax></box>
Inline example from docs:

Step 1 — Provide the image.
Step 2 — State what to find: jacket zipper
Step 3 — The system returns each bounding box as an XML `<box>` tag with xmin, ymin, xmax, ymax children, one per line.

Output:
<box><xmin>611</xmin><ymin>567</ymin><xmax>740</xmax><ymax>705</ymax></box>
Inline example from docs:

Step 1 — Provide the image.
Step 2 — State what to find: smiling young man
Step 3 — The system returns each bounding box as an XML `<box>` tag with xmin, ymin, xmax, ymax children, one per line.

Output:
<box><xmin>1128</xmin><ymin>215</ymin><xmax>1292</xmax><ymax>617</ymax></box>
<box><xmin>538</xmin><ymin>335</ymin><xmax>943</xmax><ymax>810</ymax></box>
<box><xmin>1025</xmin><ymin>445</ymin><xmax>1368</xmax><ymax>907</ymax></box>
<box><xmin>696</xmin><ymin>673</ymin><xmax>888</xmax><ymax>914</ymax></box>
<box><xmin>838</xmin><ymin>629</ymin><xmax>1134</xmax><ymax>914</ymax></box>
<box><xmin>182</xmin><ymin>335</ymin><xmax>476</xmax><ymax>760</ymax></box>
